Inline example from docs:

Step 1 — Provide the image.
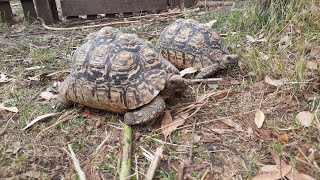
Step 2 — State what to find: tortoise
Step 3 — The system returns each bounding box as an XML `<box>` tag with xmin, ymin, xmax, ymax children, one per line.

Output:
<box><xmin>156</xmin><ymin>19</ymin><xmax>239</xmax><ymax>79</ymax></box>
<box><xmin>55</xmin><ymin>27</ymin><xmax>189</xmax><ymax>125</ymax></box>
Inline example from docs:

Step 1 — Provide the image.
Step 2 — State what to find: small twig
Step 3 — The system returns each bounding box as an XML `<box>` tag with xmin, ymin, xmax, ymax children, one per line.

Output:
<box><xmin>36</xmin><ymin>109</ymin><xmax>77</xmax><ymax>138</ymax></box>
<box><xmin>201</xmin><ymin>169</ymin><xmax>209</xmax><ymax>180</ymax></box>
<box><xmin>119</xmin><ymin>124</ymin><xmax>133</xmax><ymax>180</ymax></box>
<box><xmin>189</xmin><ymin>115</ymin><xmax>198</xmax><ymax>164</ymax></box>
<box><xmin>146</xmin><ymin>146</ymin><xmax>164</xmax><ymax>180</ymax></box>
<box><xmin>95</xmin><ymin>130</ymin><xmax>110</xmax><ymax>153</ymax></box>
<box><xmin>0</xmin><ymin>87</ymin><xmax>45</xmax><ymax>136</ymax></box>
<box><xmin>65</xmin><ymin>144</ymin><xmax>86</xmax><ymax>180</ymax></box>
<box><xmin>135</xmin><ymin>154</ymin><xmax>139</xmax><ymax>180</ymax></box>
<box><xmin>149</xmin><ymin>138</ymin><xmax>191</xmax><ymax>148</ymax></box>
<box><xmin>39</xmin><ymin>18</ymin><xmax>139</xmax><ymax>31</ymax></box>
<box><xmin>188</xmin><ymin>78</ymin><xmax>223</xmax><ymax>83</ymax></box>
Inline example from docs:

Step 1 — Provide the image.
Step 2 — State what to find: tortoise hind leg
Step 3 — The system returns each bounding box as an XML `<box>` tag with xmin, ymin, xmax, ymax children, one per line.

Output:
<box><xmin>124</xmin><ymin>96</ymin><xmax>166</xmax><ymax>125</ymax></box>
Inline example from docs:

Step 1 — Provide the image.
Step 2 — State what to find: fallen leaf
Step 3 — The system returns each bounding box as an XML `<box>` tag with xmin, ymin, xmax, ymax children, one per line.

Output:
<box><xmin>254</xmin><ymin>110</ymin><xmax>265</xmax><ymax>128</ymax></box>
<box><xmin>296</xmin><ymin>111</ymin><xmax>313</xmax><ymax>127</ymax></box>
<box><xmin>0</xmin><ymin>103</ymin><xmax>19</xmax><ymax>113</ymax></box>
<box><xmin>296</xmin><ymin>144</ymin><xmax>312</xmax><ymax>172</ymax></box>
<box><xmin>285</xmin><ymin>171</ymin><xmax>317</xmax><ymax>180</ymax></box>
<box><xmin>39</xmin><ymin>91</ymin><xmax>57</xmax><ymax>100</ymax></box>
<box><xmin>279</xmin><ymin>35</ymin><xmax>291</xmax><ymax>49</ymax></box>
<box><xmin>246</xmin><ymin>35</ymin><xmax>256</xmax><ymax>43</ymax></box>
<box><xmin>306</xmin><ymin>60</ymin><xmax>318</xmax><ymax>70</ymax></box>
<box><xmin>260</xmin><ymin>165</ymin><xmax>279</xmax><ymax>173</ymax></box>
<box><xmin>6</xmin><ymin>142</ymin><xmax>22</xmax><ymax>154</ymax></box>
<box><xmin>179</xmin><ymin>67</ymin><xmax>198</xmax><ymax>77</ymax></box>
<box><xmin>264</xmin><ymin>76</ymin><xmax>285</xmax><ymax>87</ymax></box>
<box><xmin>193</xmin><ymin>134</ymin><xmax>201</xmax><ymax>144</ymax></box>
<box><xmin>279</xmin><ymin>132</ymin><xmax>289</xmax><ymax>144</ymax></box>
<box><xmin>256</xmin><ymin>38</ymin><xmax>267</xmax><ymax>42</ymax></box>
<box><xmin>0</xmin><ymin>73</ymin><xmax>14</xmax><ymax>83</ymax></box>
<box><xmin>209</xmin><ymin>128</ymin><xmax>233</xmax><ymax>134</ymax></box>
<box><xmin>161</xmin><ymin>111</ymin><xmax>189</xmax><ymax>140</ymax></box>
<box><xmin>219</xmin><ymin>118</ymin><xmax>236</xmax><ymax>127</ymax></box>
<box><xmin>259</xmin><ymin>129</ymin><xmax>271</xmax><ymax>140</ymax></box>
<box><xmin>303</xmin><ymin>91</ymin><xmax>316</xmax><ymax>101</ymax></box>
<box><xmin>24</xmin><ymin>170</ymin><xmax>41</xmax><ymax>178</ymax></box>
<box><xmin>253</xmin><ymin>150</ymin><xmax>292</xmax><ymax>180</ymax></box>
<box><xmin>27</xmin><ymin>76</ymin><xmax>40</xmax><ymax>81</ymax></box>
<box><xmin>22</xmin><ymin>112</ymin><xmax>59</xmax><ymax>130</ymax></box>
<box><xmin>229</xmin><ymin>79</ymin><xmax>241</xmax><ymax>85</ymax></box>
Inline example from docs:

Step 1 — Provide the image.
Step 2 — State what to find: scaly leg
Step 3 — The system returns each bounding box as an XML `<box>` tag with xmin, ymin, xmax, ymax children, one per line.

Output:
<box><xmin>124</xmin><ymin>96</ymin><xmax>166</xmax><ymax>125</ymax></box>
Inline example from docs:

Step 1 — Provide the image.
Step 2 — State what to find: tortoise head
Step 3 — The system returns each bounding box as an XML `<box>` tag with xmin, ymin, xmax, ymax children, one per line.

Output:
<box><xmin>220</xmin><ymin>54</ymin><xmax>239</xmax><ymax>67</ymax></box>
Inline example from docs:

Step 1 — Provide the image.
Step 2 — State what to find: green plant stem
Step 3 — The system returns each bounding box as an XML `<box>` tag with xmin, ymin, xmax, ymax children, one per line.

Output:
<box><xmin>119</xmin><ymin>124</ymin><xmax>133</xmax><ymax>180</ymax></box>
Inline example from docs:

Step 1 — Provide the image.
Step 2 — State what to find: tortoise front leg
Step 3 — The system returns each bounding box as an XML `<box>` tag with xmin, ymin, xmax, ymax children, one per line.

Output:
<box><xmin>124</xmin><ymin>96</ymin><xmax>166</xmax><ymax>125</ymax></box>
<box><xmin>195</xmin><ymin>64</ymin><xmax>220</xmax><ymax>79</ymax></box>
<box><xmin>55</xmin><ymin>94</ymin><xmax>73</xmax><ymax>111</ymax></box>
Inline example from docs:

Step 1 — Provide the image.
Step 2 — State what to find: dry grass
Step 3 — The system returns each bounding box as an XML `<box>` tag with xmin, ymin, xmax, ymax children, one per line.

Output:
<box><xmin>0</xmin><ymin>0</ymin><xmax>319</xmax><ymax>179</ymax></box>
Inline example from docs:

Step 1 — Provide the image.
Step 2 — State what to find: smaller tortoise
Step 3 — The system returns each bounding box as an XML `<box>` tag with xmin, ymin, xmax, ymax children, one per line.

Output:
<box><xmin>157</xmin><ymin>19</ymin><xmax>239</xmax><ymax>79</ymax></box>
<box><xmin>56</xmin><ymin>27</ymin><xmax>189</xmax><ymax>125</ymax></box>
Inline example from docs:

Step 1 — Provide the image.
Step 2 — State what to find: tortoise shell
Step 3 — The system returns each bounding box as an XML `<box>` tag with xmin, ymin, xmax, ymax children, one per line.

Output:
<box><xmin>156</xmin><ymin>19</ymin><xmax>230</xmax><ymax>69</ymax></box>
<box><xmin>59</xmin><ymin>27</ymin><xmax>178</xmax><ymax>113</ymax></box>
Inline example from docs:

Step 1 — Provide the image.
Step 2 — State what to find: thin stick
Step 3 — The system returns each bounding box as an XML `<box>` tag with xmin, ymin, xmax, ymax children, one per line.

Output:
<box><xmin>36</xmin><ymin>109</ymin><xmax>77</xmax><ymax>138</ymax></box>
<box><xmin>39</xmin><ymin>18</ymin><xmax>139</xmax><ymax>31</ymax></box>
<box><xmin>135</xmin><ymin>154</ymin><xmax>139</xmax><ymax>180</ymax></box>
<box><xmin>95</xmin><ymin>130</ymin><xmax>110</xmax><ymax>153</ymax></box>
<box><xmin>189</xmin><ymin>78</ymin><xmax>223</xmax><ymax>83</ymax></box>
<box><xmin>119</xmin><ymin>124</ymin><xmax>133</xmax><ymax>180</ymax></box>
<box><xmin>189</xmin><ymin>116</ymin><xmax>198</xmax><ymax>163</ymax></box>
<box><xmin>146</xmin><ymin>146</ymin><xmax>164</xmax><ymax>180</ymax></box>
<box><xmin>66</xmin><ymin>144</ymin><xmax>86</xmax><ymax>180</ymax></box>
<box><xmin>0</xmin><ymin>87</ymin><xmax>45</xmax><ymax>136</ymax></box>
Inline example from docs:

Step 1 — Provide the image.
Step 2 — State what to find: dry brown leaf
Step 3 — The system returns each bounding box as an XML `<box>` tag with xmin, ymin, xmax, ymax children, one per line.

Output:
<box><xmin>254</xmin><ymin>110</ymin><xmax>265</xmax><ymax>128</ymax></box>
<box><xmin>264</xmin><ymin>76</ymin><xmax>285</xmax><ymax>87</ymax></box>
<box><xmin>40</xmin><ymin>91</ymin><xmax>57</xmax><ymax>100</ymax></box>
<box><xmin>179</xmin><ymin>67</ymin><xmax>198</xmax><ymax>77</ymax></box>
<box><xmin>0</xmin><ymin>103</ymin><xmax>19</xmax><ymax>113</ymax></box>
<box><xmin>184</xmin><ymin>163</ymin><xmax>209</xmax><ymax>174</ymax></box>
<box><xmin>259</xmin><ymin>129</ymin><xmax>271</xmax><ymax>140</ymax></box>
<box><xmin>219</xmin><ymin>118</ymin><xmax>236</xmax><ymax>127</ymax></box>
<box><xmin>22</xmin><ymin>112</ymin><xmax>60</xmax><ymax>130</ymax></box>
<box><xmin>279</xmin><ymin>132</ymin><xmax>289</xmax><ymax>144</ymax></box>
<box><xmin>193</xmin><ymin>134</ymin><xmax>201</xmax><ymax>144</ymax></box>
<box><xmin>246</xmin><ymin>35</ymin><xmax>256</xmax><ymax>43</ymax></box>
<box><xmin>0</xmin><ymin>73</ymin><xmax>14</xmax><ymax>83</ymax></box>
<box><xmin>161</xmin><ymin>111</ymin><xmax>188</xmax><ymax>140</ymax></box>
<box><xmin>279</xmin><ymin>35</ymin><xmax>291</xmax><ymax>49</ymax></box>
<box><xmin>6</xmin><ymin>142</ymin><xmax>22</xmax><ymax>154</ymax></box>
<box><xmin>306</xmin><ymin>60</ymin><xmax>318</xmax><ymax>70</ymax></box>
<box><xmin>296</xmin><ymin>111</ymin><xmax>313</xmax><ymax>127</ymax></box>
<box><xmin>260</xmin><ymin>165</ymin><xmax>279</xmax><ymax>173</ymax></box>
<box><xmin>286</xmin><ymin>171</ymin><xmax>317</xmax><ymax>180</ymax></box>
<box><xmin>24</xmin><ymin>170</ymin><xmax>41</xmax><ymax>178</ymax></box>
<box><xmin>209</xmin><ymin>128</ymin><xmax>233</xmax><ymax>134</ymax></box>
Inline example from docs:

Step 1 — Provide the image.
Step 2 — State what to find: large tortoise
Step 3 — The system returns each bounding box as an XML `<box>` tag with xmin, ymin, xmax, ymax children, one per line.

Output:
<box><xmin>157</xmin><ymin>19</ymin><xmax>239</xmax><ymax>79</ymax></box>
<box><xmin>55</xmin><ymin>27</ymin><xmax>189</xmax><ymax>125</ymax></box>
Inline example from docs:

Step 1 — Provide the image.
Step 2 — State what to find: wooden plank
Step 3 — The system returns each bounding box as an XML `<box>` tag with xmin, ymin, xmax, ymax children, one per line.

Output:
<box><xmin>0</xmin><ymin>0</ymin><xmax>14</xmax><ymax>24</ymax></box>
<box><xmin>20</xmin><ymin>0</ymin><xmax>37</xmax><ymax>22</ymax></box>
<box><xmin>34</xmin><ymin>0</ymin><xmax>59</xmax><ymax>24</ymax></box>
<box><xmin>61</xmin><ymin>0</ymin><xmax>169</xmax><ymax>17</ymax></box>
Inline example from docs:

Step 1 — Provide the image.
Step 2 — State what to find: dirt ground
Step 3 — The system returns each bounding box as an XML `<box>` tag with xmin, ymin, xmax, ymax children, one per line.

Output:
<box><xmin>0</xmin><ymin>0</ymin><xmax>319</xmax><ymax>180</ymax></box>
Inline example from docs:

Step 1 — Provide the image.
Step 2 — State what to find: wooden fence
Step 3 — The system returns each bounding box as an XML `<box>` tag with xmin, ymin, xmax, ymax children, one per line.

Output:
<box><xmin>0</xmin><ymin>0</ymin><xmax>196</xmax><ymax>25</ymax></box>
